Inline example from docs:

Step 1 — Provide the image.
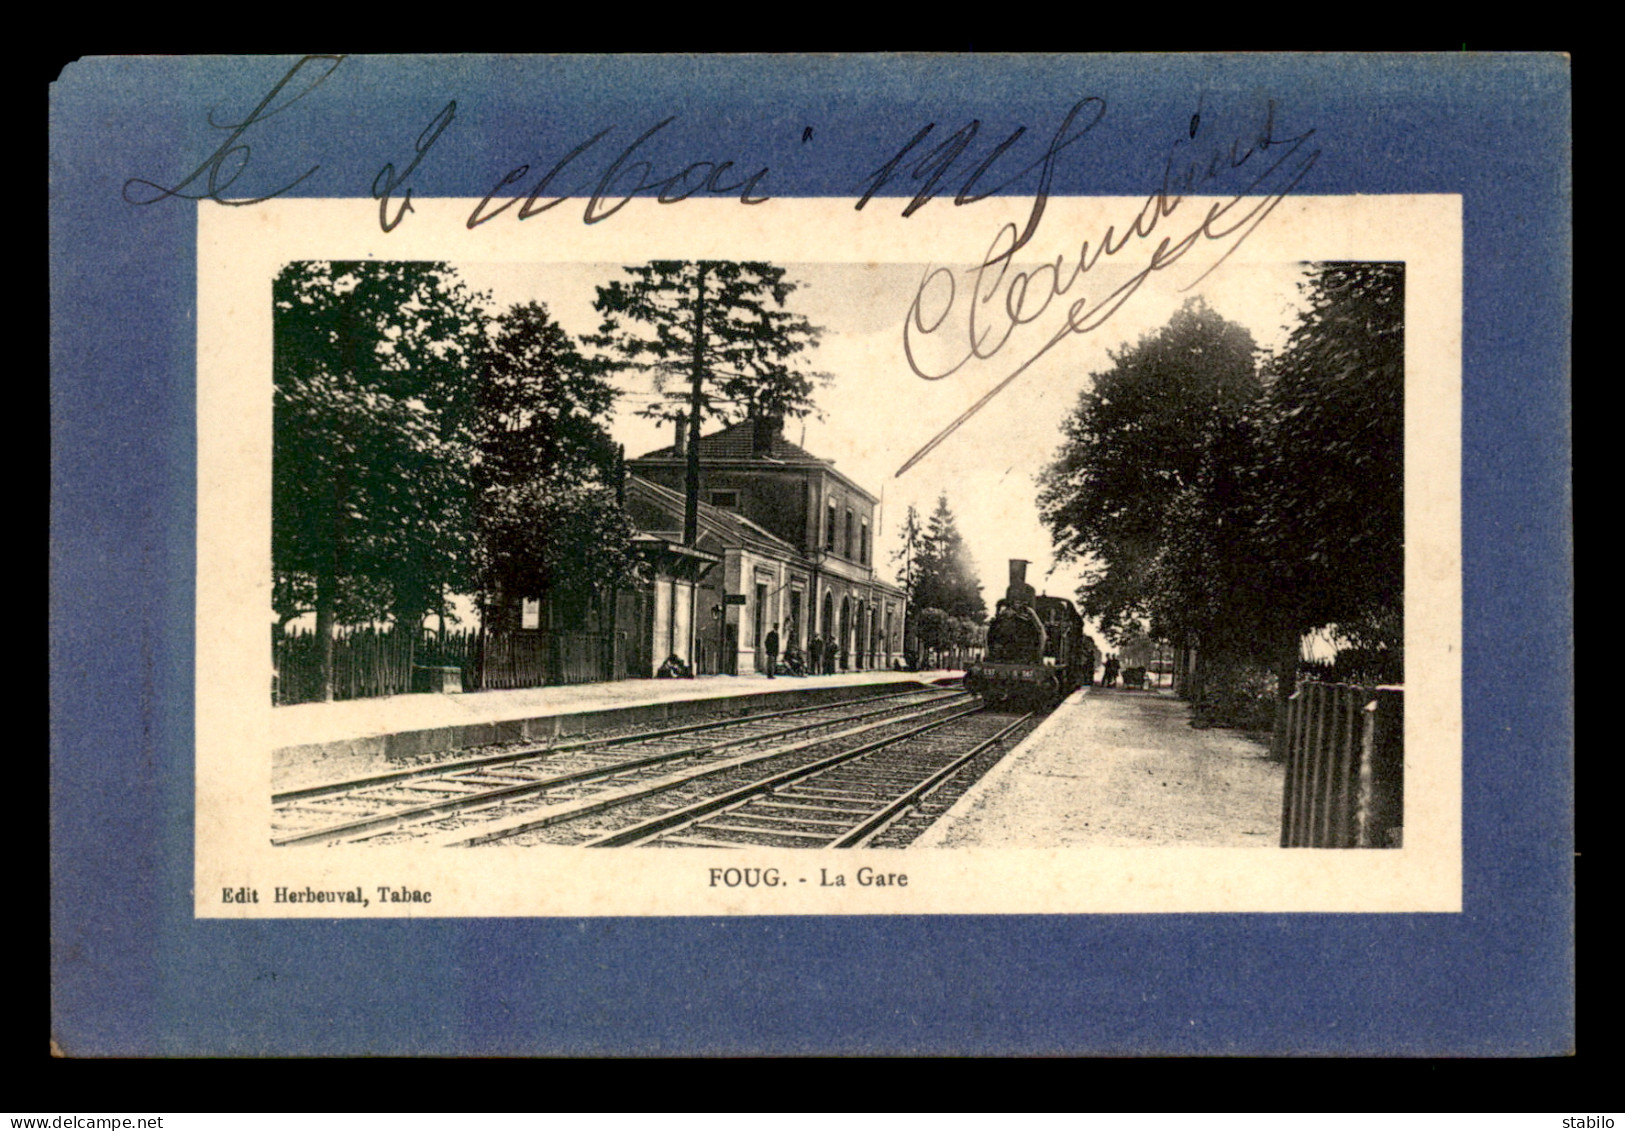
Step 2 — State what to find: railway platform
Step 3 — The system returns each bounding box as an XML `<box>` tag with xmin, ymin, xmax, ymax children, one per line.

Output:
<box><xmin>916</xmin><ymin>686</ymin><xmax>1284</xmax><ymax>848</ymax></box>
<box><xmin>272</xmin><ymin>669</ymin><xmax>964</xmax><ymax>792</ymax></box>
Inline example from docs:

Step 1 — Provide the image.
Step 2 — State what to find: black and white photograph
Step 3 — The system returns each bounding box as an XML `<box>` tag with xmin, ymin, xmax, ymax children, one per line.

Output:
<box><xmin>193</xmin><ymin>194</ymin><xmax>1460</xmax><ymax>916</ymax></box>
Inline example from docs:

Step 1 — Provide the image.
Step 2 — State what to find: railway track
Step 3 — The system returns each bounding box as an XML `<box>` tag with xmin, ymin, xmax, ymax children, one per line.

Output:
<box><xmin>448</xmin><ymin>704</ymin><xmax>1040</xmax><ymax>849</ymax></box>
<box><xmin>583</xmin><ymin>709</ymin><xmax>1037</xmax><ymax>849</ymax></box>
<box><xmin>272</xmin><ymin>684</ymin><xmax>970</xmax><ymax>847</ymax></box>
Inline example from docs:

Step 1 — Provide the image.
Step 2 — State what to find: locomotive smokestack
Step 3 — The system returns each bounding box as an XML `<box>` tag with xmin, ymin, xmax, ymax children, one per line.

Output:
<box><xmin>1005</xmin><ymin>559</ymin><xmax>1036</xmax><ymax>609</ymax></box>
<box><xmin>673</xmin><ymin>412</ymin><xmax>687</xmax><ymax>458</ymax></box>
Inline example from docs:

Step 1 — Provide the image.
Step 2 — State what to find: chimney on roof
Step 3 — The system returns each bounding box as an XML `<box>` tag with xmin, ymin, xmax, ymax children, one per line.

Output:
<box><xmin>673</xmin><ymin>412</ymin><xmax>686</xmax><ymax>458</ymax></box>
<box><xmin>751</xmin><ymin>411</ymin><xmax>783</xmax><ymax>456</ymax></box>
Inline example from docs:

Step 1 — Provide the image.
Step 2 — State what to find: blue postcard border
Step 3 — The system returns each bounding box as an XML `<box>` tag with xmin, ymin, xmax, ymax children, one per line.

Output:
<box><xmin>49</xmin><ymin>53</ymin><xmax>1572</xmax><ymax>1056</ymax></box>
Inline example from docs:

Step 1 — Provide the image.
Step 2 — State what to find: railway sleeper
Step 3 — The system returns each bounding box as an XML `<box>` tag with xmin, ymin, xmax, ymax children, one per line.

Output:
<box><xmin>781</xmin><ymin>786</ymin><xmax>904</xmax><ymax>802</ymax></box>
<box><xmin>720</xmin><ymin>811</ymin><xmax>857</xmax><ymax>831</ymax></box>
<box><xmin>751</xmin><ymin>800</ymin><xmax>872</xmax><ymax>817</ymax></box>
<box><xmin>678</xmin><ymin>826</ymin><xmax>833</xmax><ymax>847</ymax></box>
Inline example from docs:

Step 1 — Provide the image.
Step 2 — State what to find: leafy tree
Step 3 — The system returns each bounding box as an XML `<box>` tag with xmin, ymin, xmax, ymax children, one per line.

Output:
<box><xmin>471</xmin><ymin>479</ymin><xmax>636</xmax><ymax>630</ymax></box>
<box><xmin>273</xmin><ymin>261</ymin><xmax>487</xmax><ymax>699</ymax></box>
<box><xmin>478</xmin><ymin>301</ymin><xmax>620</xmax><ymax>489</ymax></box>
<box><xmin>472</xmin><ymin>301</ymin><xmax>636</xmax><ymax>622</ymax></box>
<box><xmin>949</xmin><ymin>615</ymin><xmax>985</xmax><ymax>659</ymax></box>
<box><xmin>1254</xmin><ymin>262</ymin><xmax>1404</xmax><ymax>669</ymax></box>
<box><xmin>590</xmin><ymin>261</ymin><xmax>829</xmax><ymax>543</ymax></box>
<box><xmin>913</xmin><ymin>607</ymin><xmax>953</xmax><ymax>667</ymax></box>
<box><xmin>1038</xmin><ymin>272</ymin><xmax>1406</xmax><ymax>731</ymax></box>
<box><xmin>914</xmin><ymin>495</ymin><xmax>986</xmax><ymax>622</ymax></box>
<box><xmin>1038</xmin><ymin>297</ymin><xmax>1263</xmax><ymax>644</ymax></box>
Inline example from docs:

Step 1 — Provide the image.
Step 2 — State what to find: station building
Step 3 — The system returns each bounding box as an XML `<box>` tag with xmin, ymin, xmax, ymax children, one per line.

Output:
<box><xmin>626</xmin><ymin>415</ymin><xmax>907</xmax><ymax>676</ymax></box>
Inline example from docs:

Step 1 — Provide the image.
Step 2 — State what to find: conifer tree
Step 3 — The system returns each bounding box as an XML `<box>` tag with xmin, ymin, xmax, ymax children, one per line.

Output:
<box><xmin>914</xmin><ymin>495</ymin><xmax>986</xmax><ymax>622</ymax></box>
<box><xmin>590</xmin><ymin>261</ymin><xmax>829</xmax><ymax>543</ymax></box>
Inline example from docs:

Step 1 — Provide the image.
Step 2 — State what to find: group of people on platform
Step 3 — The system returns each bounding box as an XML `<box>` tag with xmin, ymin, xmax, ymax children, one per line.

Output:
<box><xmin>656</xmin><ymin>629</ymin><xmax>881</xmax><ymax>681</ymax></box>
<box><xmin>1097</xmin><ymin>654</ymin><xmax>1149</xmax><ymax>690</ymax></box>
<box><xmin>763</xmin><ymin>629</ymin><xmax>852</xmax><ymax>679</ymax></box>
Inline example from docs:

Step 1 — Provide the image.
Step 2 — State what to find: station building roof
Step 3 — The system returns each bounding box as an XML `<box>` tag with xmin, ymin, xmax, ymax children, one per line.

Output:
<box><xmin>631</xmin><ymin>418</ymin><xmax>877</xmax><ymax>505</ymax></box>
<box><xmin>626</xmin><ymin>473</ymin><xmax>804</xmax><ymax>561</ymax></box>
<box><xmin>635</xmin><ymin>418</ymin><xmax>824</xmax><ymax>464</ymax></box>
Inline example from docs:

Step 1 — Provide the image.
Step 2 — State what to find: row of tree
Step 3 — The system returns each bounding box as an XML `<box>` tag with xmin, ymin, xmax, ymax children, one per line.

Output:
<box><xmin>1037</xmin><ymin>264</ymin><xmax>1404</xmax><ymax>720</ymax></box>
<box><xmin>274</xmin><ymin>260</ymin><xmax>826</xmax><ymax>700</ymax></box>
<box><xmin>910</xmin><ymin>607</ymin><xmax>987</xmax><ymax>669</ymax></box>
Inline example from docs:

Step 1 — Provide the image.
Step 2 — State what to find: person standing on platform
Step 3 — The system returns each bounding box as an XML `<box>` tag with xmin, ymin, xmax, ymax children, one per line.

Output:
<box><xmin>764</xmin><ymin>627</ymin><xmax>780</xmax><ymax>679</ymax></box>
<box><xmin>809</xmin><ymin>634</ymin><xmax>824</xmax><ymax>676</ymax></box>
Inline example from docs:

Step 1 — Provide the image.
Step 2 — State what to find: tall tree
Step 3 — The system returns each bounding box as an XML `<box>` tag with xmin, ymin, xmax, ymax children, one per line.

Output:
<box><xmin>915</xmin><ymin>495</ymin><xmax>986</xmax><ymax>622</ymax></box>
<box><xmin>1038</xmin><ymin>274</ymin><xmax>1405</xmax><ymax>725</ymax></box>
<box><xmin>273</xmin><ymin>261</ymin><xmax>486</xmax><ymax>699</ymax></box>
<box><xmin>472</xmin><ymin>301</ymin><xmax>635</xmax><ymax>622</ymax></box>
<box><xmin>478</xmin><ymin>301</ymin><xmax>619</xmax><ymax>489</ymax></box>
<box><xmin>891</xmin><ymin>504</ymin><xmax>925</xmax><ymax>605</ymax></box>
<box><xmin>1038</xmin><ymin>297</ymin><xmax>1263</xmax><ymax>644</ymax></box>
<box><xmin>1254</xmin><ymin>262</ymin><xmax>1404</xmax><ymax>667</ymax></box>
<box><xmin>590</xmin><ymin>261</ymin><xmax>829</xmax><ymax>543</ymax></box>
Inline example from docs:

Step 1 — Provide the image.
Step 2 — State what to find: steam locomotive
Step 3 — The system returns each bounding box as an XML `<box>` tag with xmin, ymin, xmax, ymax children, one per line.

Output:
<box><xmin>966</xmin><ymin>560</ymin><xmax>1096</xmax><ymax>708</ymax></box>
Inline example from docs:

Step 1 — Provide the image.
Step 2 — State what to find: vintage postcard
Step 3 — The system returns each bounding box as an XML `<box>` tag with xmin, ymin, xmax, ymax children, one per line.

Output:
<box><xmin>196</xmin><ymin>193</ymin><xmax>1459</xmax><ymax>918</ymax></box>
<box><xmin>54</xmin><ymin>54</ymin><xmax>1570</xmax><ymax>1055</ymax></box>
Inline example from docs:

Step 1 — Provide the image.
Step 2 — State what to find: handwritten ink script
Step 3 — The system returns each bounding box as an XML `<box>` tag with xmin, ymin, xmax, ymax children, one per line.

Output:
<box><xmin>121</xmin><ymin>57</ymin><xmax>1317</xmax><ymax>447</ymax></box>
<box><xmin>373</xmin><ymin>101</ymin><xmax>457</xmax><ymax>233</ymax></box>
<box><xmin>122</xmin><ymin>55</ymin><xmax>773</xmax><ymax>232</ymax></box>
<box><xmin>888</xmin><ymin>101</ymin><xmax>1320</xmax><ymax>476</ymax></box>
<box><xmin>122</xmin><ymin>55</ymin><xmax>344</xmax><ymax>208</ymax></box>
<box><xmin>119</xmin><ymin>55</ymin><xmax>1317</xmax><ymax>318</ymax></box>
<box><xmin>464</xmin><ymin>116</ymin><xmax>771</xmax><ymax>230</ymax></box>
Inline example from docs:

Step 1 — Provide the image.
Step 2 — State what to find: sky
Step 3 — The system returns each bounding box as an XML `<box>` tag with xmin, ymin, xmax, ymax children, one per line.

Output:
<box><xmin>453</xmin><ymin>255</ymin><xmax>1314</xmax><ymax>627</ymax></box>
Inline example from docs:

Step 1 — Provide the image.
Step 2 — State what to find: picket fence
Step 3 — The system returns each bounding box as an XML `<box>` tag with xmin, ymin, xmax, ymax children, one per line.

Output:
<box><xmin>273</xmin><ymin>625</ymin><xmax>625</xmax><ymax>704</ymax></box>
<box><xmin>1278</xmin><ymin>681</ymin><xmax>1404</xmax><ymax>848</ymax></box>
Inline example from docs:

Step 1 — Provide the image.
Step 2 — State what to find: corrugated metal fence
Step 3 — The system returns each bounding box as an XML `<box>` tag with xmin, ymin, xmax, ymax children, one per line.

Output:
<box><xmin>1279</xmin><ymin>682</ymin><xmax>1404</xmax><ymax>848</ymax></box>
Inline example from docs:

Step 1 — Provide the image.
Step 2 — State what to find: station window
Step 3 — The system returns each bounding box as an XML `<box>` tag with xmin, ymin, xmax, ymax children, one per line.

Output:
<box><xmin>845</xmin><ymin>510</ymin><xmax>854</xmax><ymax>559</ymax></box>
<box><xmin>861</xmin><ymin>518</ymin><xmax>869</xmax><ymax>564</ymax></box>
<box><xmin>826</xmin><ymin>500</ymin><xmax>837</xmax><ymax>552</ymax></box>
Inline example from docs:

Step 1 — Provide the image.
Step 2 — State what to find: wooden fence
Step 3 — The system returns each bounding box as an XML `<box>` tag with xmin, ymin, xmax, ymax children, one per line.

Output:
<box><xmin>274</xmin><ymin>624</ymin><xmax>626</xmax><ymax>703</ymax></box>
<box><xmin>480</xmin><ymin>630</ymin><xmax>625</xmax><ymax>688</ymax></box>
<box><xmin>1278</xmin><ymin>682</ymin><xmax>1404</xmax><ymax>848</ymax></box>
<box><xmin>475</xmin><ymin>631</ymin><xmax>548</xmax><ymax>691</ymax></box>
<box><xmin>273</xmin><ymin>625</ymin><xmax>476</xmax><ymax>705</ymax></box>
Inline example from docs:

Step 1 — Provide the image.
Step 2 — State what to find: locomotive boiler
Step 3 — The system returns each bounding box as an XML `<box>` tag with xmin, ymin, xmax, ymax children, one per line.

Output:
<box><xmin>966</xmin><ymin>560</ymin><xmax>1096</xmax><ymax>708</ymax></box>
